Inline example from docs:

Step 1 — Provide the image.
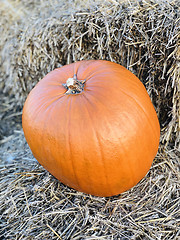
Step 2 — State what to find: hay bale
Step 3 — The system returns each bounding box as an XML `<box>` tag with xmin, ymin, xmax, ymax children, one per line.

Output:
<box><xmin>1</xmin><ymin>0</ymin><xmax>179</xmax><ymax>147</ymax></box>
<box><xmin>0</xmin><ymin>0</ymin><xmax>105</xmax><ymax>93</ymax></box>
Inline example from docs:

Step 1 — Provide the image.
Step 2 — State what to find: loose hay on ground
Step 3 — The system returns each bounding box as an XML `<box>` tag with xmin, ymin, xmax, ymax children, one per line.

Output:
<box><xmin>0</xmin><ymin>128</ymin><xmax>179</xmax><ymax>239</ymax></box>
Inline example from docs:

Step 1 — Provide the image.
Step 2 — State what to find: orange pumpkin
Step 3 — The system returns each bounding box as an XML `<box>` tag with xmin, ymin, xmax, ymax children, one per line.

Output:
<box><xmin>22</xmin><ymin>60</ymin><xmax>160</xmax><ymax>197</ymax></box>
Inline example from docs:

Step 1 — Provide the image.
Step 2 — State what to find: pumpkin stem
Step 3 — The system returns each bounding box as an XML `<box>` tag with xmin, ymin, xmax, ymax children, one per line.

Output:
<box><xmin>62</xmin><ymin>74</ymin><xmax>86</xmax><ymax>94</ymax></box>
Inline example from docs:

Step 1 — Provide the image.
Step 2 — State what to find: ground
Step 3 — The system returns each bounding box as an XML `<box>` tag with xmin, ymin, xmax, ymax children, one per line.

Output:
<box><xmin>0</xmin><ymin>91</ymin><xmax>179</xmax><ymax>239</ymax></box>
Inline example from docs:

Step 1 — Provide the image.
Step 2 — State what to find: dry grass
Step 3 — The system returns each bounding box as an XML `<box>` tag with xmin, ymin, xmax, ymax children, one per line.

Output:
<box><xmin>0</xmin><ymin>120</ymin><xmax>179</xmax><ymax>239</ymax></box>
<box><xmin>0</xmin><ymin>0</ymin><xmax>180</xmax><ymax>239</ymax></box>
<box><xmin>0</xmin><ymin>102</ymin><xmax>180</xmax><ymax>240</ymax></box>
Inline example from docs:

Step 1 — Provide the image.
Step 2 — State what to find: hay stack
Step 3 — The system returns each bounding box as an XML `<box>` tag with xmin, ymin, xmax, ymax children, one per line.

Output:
<box><xmin>1</xmin><ymin>0</ymin><xmax>179</xmax><ymax>147</ymax></box>
<box><xmin>0</xmin><ymin>0</ymin><xmax>101</xmax><ymax>90</ymax></box>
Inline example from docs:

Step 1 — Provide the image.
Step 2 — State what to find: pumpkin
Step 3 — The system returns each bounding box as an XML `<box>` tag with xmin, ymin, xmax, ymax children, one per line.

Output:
<box><xmin>22</xmin><ymin>60</ymin><xmax>160</xmax><ymax>197</ymax></box>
